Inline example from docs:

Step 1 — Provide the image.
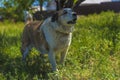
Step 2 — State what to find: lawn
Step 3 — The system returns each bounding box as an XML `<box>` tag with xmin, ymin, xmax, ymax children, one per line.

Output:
<box><xmin>0</xmin><ymin>11</ymin><xmax>120</xmax><ymax>80</ymax></box>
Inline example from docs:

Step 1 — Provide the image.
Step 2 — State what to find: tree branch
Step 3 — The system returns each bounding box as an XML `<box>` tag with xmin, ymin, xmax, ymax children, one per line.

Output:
<box><xmin>73</xmin><ymin>0</ymin><xmax>85</xmax><ymax>9</ymax></box>
<box><xmin>64</xmin><ymin>0</ymin><xmax>74</xmax><ymax>8</ymax></box>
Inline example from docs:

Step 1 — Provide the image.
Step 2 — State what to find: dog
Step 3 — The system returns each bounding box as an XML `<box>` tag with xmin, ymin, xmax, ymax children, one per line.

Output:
<box><xmin>21</xmin><ymin>8</ymin><xmax>77</xmax><ymax>71</ymax></box>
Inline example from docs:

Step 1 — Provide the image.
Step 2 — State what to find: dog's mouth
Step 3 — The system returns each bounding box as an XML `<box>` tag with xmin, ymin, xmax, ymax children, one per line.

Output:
<box><xmin>67</xmin><ymin>18</ymin><xmax>77</xmax><ymax>24</ymax></box>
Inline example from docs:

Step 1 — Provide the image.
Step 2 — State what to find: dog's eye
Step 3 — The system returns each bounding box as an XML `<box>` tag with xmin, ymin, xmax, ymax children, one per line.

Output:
<box><xmin>63</xmin><ymin>10</ymin><xmax>68</xmax><ymax>15</ymax></box>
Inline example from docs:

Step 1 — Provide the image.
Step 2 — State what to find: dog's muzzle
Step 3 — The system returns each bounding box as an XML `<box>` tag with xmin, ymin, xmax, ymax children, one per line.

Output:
<box><xmin>67</xmin><ymin>12</ymin><xmax>77</xmax><ymax>24</ymax></box>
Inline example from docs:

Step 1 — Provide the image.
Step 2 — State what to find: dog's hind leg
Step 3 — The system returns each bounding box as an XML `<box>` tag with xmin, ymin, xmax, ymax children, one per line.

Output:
<box><xmin>21</xmin><ymin>45</ymin><xmax>32</xmax><ymax>62</ymax></box>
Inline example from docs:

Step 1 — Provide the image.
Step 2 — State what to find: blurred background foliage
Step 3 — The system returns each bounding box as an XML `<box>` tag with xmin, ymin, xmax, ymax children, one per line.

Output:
<box><xmin>0</xmin><ymin>0</ymin><xmax>82</xmax><ymax>22</ymax></box>
<box><xmin>0</xmin><ymin>0</ymin><xmax>39</xmax><ymax>21</ymax></box>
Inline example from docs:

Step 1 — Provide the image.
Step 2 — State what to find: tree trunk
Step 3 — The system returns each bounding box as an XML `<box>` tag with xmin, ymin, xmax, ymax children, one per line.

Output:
<box><xmin>39</xmin><ymin>0</ymin><xmax>43</xmax><ymax>11</ymax></box>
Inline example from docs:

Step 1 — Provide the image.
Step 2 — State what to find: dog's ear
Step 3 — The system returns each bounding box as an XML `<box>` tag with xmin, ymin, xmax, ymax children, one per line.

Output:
<box><xmin>51</xmin><ymin>13</ymin><xmax>58</xmax><ymax>22</ymax></box>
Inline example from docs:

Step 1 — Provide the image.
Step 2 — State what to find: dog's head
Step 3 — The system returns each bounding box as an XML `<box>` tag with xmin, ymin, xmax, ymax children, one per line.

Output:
<box><xmin>51</xmin><ymin>8</ymin><xmax>77</xmax><ymax>26</ymax></box>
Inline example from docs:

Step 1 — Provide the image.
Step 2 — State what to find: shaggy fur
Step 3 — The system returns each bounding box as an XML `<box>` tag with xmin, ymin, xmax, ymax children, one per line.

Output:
<box><xmin>21</xmin><ymin>8</ymin><xmax>77</xmax><ymax>71</ymax></box>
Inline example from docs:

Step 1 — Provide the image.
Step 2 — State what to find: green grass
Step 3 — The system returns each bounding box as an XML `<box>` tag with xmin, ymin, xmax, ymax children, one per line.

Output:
<box><xmin>0</xmin><ymin>11</ymin><xmax>120</xmax><ymax>80</ymax></box>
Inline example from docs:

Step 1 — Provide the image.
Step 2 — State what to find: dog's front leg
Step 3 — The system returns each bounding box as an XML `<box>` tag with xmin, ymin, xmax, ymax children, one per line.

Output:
<box><xmin>48</xmin><ymin>50</ymin><xmax>57</xmax><ymax>71</ymax></box>
<box><xmin>60</xmin><ymin>48</ymin><xmax>69</xmax><ymax>64</ymax></box>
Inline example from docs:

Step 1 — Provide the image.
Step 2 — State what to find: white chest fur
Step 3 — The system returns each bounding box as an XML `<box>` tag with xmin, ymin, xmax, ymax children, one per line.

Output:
<box><xmin>41</xmin><ymin>18</ymin><xmax>72</xmax><ymax>52</ymax></box>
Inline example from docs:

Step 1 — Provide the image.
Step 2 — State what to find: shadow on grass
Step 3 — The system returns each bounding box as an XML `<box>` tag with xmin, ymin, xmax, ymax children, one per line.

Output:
<box><xmin>0</xmin><ymin>32</ymin><xmax>52</xmax><ymax>79</ymax></box>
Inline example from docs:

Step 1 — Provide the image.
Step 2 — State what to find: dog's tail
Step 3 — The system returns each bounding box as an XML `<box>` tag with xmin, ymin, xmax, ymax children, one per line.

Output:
<box><xmin>24</xmin><ymin>11</ymin><xmax>33</xmax><ymax>24</ymax></box>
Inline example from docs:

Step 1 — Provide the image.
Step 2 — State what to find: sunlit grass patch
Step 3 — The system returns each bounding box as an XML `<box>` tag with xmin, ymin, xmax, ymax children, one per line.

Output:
<box><xmin>0</xmin><ymin>12</ymin><xmax>120</xmax><ymax>79</ymax></box>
